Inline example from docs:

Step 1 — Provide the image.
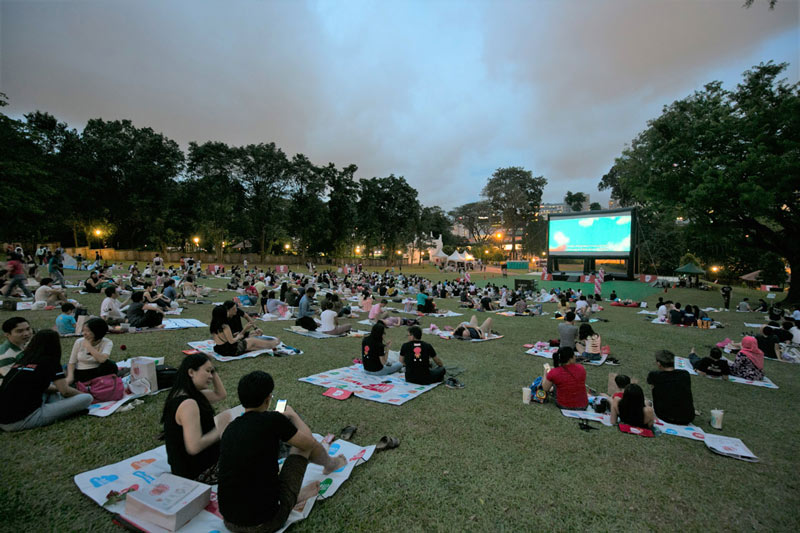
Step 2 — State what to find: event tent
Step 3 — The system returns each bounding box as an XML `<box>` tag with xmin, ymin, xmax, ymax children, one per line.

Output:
<box><xmin>674</xmin><ymin>263</ymin><xmax>705</xmax><ymax>275</ymax></box>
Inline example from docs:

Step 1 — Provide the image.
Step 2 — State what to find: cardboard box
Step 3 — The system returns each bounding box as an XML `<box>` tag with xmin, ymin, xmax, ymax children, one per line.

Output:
<box><xmin>124</xmin><ymin>473</ymin><xmax>211</xmax><ymax>531</ymax></box>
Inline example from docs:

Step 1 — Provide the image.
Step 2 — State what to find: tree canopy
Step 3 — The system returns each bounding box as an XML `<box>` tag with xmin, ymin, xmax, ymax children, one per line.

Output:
<box><xmin>606</xmin><ymin>62</ymin><xmax>798</xmax><ymax>302</ymax></box>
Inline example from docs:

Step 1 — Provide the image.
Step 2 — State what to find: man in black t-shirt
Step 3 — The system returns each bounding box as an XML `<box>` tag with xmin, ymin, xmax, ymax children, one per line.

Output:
<box><xmin>400</xmin><ymin>326</ymin><xmax>445</xmax><ymax>385</ymax></box>
<box><xmin>218</xmin><ymin>371</ymin><xmax>347</xmax><ymax>532</ymax></box>
<box><xmin>688</xmin><ymin>347</ymin><xmax>730</xmax><ymax>378</ymax></box>
<box><xmin>647</xmin><ymin>350</ymin><xmax>695</xmax><ymax>425</ymax></box>
<box><xmin>668</xmin><ymin>303</ymin><xmax>684</xmax><ymax>325</ymax></box>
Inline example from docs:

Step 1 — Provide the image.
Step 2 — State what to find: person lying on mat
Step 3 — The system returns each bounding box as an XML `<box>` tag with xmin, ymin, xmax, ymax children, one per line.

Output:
<box><xmin>401</xmin><ymin>325</ymin><xmax>446</xmax><ymax>385</ymax></box>
<box><xmin>453</xmin><ymin>315</ymin><xmax>495</xmax><ymax>340</ymax></box>
<box><xmin>211</xmin><ymin>305</ymin><xmax>279</xmax><ymax>358</ymax></box>
<box><xmin>0</xmin><ymin>330</ymin><xmax>93</xmax><ymax>431</ymax></box>
<box><xmin>541</xmin><ymin>347</ymin><xmax>588</xmax><ymax>410</ymax></box>
<box><xmin>610</xmin><ymin>383</ymin><xmax>655</xmax><ymax>429</ymax></box>
<box><xmin>163</xmin><ymin>353</ymin><xmax>232</xmax><ymax>484</ymax></box>
<box><xmin>218</xmin><ymin>371</ymin><xmax>347</xmax><ymax>533</ymax></box>
<box><xmin>647</xmin><ymin>350</ymin><xmax>695</xmax><ymax>425</ymax></box>
<box><xmin>361</xmin><ymin>322</ymin><xmax>403</xmax><ymax>376</ymax></box>
<box><xmin>66</xmin><ymin>318</ymin><xmax>118</xmax><ymax>385</ymax></box>
<box><xmin>319</xmin><ymin>301</ymin><xmax>352</xmax><ymax>335</ymax></box>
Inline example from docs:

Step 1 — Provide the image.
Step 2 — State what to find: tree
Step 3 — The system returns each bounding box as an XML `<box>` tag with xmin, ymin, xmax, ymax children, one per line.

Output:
<box><xmin>325</xmin><ymin>163</ymin><xmax>360</xmax><ymax>257</ymax></box>
<box><xmin>564</xmin><ymin>191</ymin><xmax>587</xmax><ymax>212</ymax></box>
<box><xmin>286</xmin><ymin>154</ymin><xmax>329</xmax><ymax>255</ymax></box>
<box><xmin>449</xmin><ymin>201</ymin><xmax>494</xmax><ymax>245</ymax></box>
<box><xmin>482</xmin><ymin>167</ymin><xmax>547</xmax><ymax>259</ymax></box>
<box><xmin>589</xmin><ymin>202</ymin><xmax>602</xmax><ymax>211</ymax></box>
<box><xmin>357</xmin><ymin>175</ymin><xmax>420</xmax><ymax>261</ymax></box>
<box><xmin>607</xmin><ymin>62</ymin><xmax>800</xmax><ymax>303</ymax></box>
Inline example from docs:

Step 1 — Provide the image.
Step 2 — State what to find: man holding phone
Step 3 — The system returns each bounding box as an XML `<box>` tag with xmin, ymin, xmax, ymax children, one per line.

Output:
<box><xmin>218</xmin><ymin>371</ymin><xmax>347</xmax><ymax>532</ymax></box>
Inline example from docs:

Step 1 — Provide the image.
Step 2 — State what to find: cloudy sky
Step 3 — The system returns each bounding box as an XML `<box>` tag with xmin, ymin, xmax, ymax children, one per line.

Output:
<box><xmin>2</xmin><ymin>0</ymin><xmax>798</xmax><ymax>208</ymax></box>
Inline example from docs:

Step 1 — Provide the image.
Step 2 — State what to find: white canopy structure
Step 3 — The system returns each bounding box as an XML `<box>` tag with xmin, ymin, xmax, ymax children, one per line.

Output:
<box><xmin>61</xmin><ymin>253</ymin><xmax>78</xmax><ymax>269</ymax></box>
<box><xmin>431</xmin><ymin>248</ymin><xmax>448</xmax><ymax>264</ymax></box>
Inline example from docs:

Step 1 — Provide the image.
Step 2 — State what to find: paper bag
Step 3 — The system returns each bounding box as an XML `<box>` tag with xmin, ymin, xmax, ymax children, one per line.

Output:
<box><xmin>131</xmin><ymin>357</ymin><xmax>159</xmax><ymax>392</ymax></box>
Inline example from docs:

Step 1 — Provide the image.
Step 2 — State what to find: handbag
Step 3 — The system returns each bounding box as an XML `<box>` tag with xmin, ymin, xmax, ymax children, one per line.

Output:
<box><xmin>76</xmin><ymin>375</ymin><xmax>124</xmax><ymax>402</ymax></box>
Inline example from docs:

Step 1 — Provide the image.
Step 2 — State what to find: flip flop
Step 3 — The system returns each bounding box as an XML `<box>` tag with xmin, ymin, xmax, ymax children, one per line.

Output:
<box><xmin>445</xmin><ymin>377</ymin><xmax>465</xmax><ymax>389</ymax></box>
<box><xmin>340</xmin><ymin>425</ymin><xmax>357</xmax><ymax>441</ymax></box>
<box><xmin>376</xmin><ymin>436</ymin><xmax>400</xmax><ymax>451</ymax></box>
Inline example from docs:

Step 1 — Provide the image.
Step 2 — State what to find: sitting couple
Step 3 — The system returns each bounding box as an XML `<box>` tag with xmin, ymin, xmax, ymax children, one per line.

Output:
<box><xmin>162</xmin><ymin>355</ymin><xmax>346</xmax><ymax>532</ymax></box>
<box><xmin>360</xmin><ymin>324</ymin><xmax>449</xmax><ymax>385</ymax></box>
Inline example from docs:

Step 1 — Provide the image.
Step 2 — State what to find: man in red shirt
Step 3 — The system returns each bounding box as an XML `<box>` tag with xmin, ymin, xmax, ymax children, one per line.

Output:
<box><xmin>2</xmin><ymin>253</ymin><xmax>33</xmax><ymax>299</ymax></box>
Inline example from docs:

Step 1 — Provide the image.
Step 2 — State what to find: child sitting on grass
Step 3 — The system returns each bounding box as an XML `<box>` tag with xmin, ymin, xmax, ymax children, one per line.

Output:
<box><xmin>56</xmin><ymin>303</ymin><xmax>77</xmax><ymax>335</ymax></box>
<box><xmin>610</xmin><ymin>383</ymin><xmax>655</xmax><ymax>429</ymax></box>
<box><xmin>688</xmin><ymin>347</ymin><xmax>730</xmax><ymax>379</ymax></box>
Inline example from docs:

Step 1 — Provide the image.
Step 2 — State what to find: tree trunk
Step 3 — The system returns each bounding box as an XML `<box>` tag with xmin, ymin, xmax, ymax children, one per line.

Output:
<box><xmin>259</xmin><ymin>228</ymin><xmax>266</xmax><ymax>263</ymax></box>
<box><xmin>72</xmin><ymin>225</ymin><xmax>79</xmax><ymax>248</ymax></box>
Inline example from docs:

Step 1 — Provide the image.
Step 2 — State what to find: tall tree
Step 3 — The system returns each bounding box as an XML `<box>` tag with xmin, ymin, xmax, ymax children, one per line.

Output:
<box><xmin>287</xmin><ymin>154</ymin><xmax>329</xmax><ymax>255</ymax></box>
<box><xmin>239</xmin><ymin>142</ymin><xmax>291</xmax><ymax>259</ymax></box>
<box><xmin>326</xmin><ymin>163</ymin><xmax>360</xmax><ymax>257</ymax></box>
<box><xmin>449</xmin><ymin>201</ymin><xmax>494</xmax><ymax>245</ymax></box>
<box><xmin>607</xmin><ymin>62</ymin><xmax>799</xmax><ymax>303</ymax></box>
<box><xmin>357</xmin><ymin>175</ymin><xmax>420</xmax><ymax>261</ymax></box>
<box><xmin>564</xmin><ymin>191</ymin><xmax>587</xmax><ymax>212</ymax></box>
<box><xmin>482</xmin><ymin>167</ymin><xmax>547</xmax><ymax>259</ymax></box>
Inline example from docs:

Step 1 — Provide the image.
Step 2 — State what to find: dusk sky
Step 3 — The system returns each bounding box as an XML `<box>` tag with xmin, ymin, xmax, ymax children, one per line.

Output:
<box><xmin>2</xmin><ymin>0</ymin><xmax>798</xmax><ymax>209</ymax></box>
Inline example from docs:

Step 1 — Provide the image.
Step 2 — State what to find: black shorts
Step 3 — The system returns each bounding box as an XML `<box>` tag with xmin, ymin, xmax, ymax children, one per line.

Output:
<box><xmin>224</xmin><ymin>454</ymin><xmax>309</xmax><ymax>533</ymax></box>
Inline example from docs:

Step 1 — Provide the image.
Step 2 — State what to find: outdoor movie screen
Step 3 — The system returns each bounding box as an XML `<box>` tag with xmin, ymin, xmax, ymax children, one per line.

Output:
<box><xmin>548</xmin><ymin>210</ymin><xmax>633</xmax><ymax>257</ymax></box>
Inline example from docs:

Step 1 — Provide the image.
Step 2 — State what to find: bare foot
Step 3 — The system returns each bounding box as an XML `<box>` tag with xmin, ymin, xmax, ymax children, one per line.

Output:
<box><xmin>293</xmin><ymin>481</ymin><xmax>321</xmax><ymax>511</ymax></box>
<box><xmin>322</xmin><ymin>454</ymin><xmax>347</xmax><ymax>475</ymax></box>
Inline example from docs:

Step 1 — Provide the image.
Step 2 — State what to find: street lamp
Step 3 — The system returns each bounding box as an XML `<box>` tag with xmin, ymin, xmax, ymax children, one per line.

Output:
<box><xmin>284</xmin><ymin>243</ymin><xmax>290</xmax><ymax>250</ymax></box>
<box><xmin>711</xmin><ymin>266</ymin><xmax>719</xmax><ymax>273</ymax></box>
<box><xmin>193</xmin><ymin>237</ymin><xmax>200</xmax><ymax>245</ymax></box>
<box><xmin>94</xmin><ymin>229</ymin><xmax>102</xmax><ymax>237</ymax></box>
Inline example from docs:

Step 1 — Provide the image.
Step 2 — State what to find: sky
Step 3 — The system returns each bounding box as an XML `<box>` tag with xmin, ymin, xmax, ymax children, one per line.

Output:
<box><xmin>2</xmin><ymin>0</ymin><xmax>798</xmax><ymax>209</ymax></box>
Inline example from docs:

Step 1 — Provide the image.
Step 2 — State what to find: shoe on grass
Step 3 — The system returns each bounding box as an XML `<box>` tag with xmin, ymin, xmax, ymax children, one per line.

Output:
<box><xmin>445</xmin><ymin>378</ymin><xmax>465</xmax><ymax>389</ymax></box>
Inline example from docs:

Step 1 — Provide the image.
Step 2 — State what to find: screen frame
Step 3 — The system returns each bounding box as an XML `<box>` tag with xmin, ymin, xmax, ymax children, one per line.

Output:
<box><xmin>546</xmin><ymin>207</ymin><xmax>636</xmax><ymax>259</ymax></box>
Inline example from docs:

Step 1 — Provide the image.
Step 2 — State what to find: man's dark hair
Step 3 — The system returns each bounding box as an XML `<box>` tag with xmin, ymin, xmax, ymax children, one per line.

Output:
<box><xmin>131</xmin><ymin>291</ymin><xmax>144</xmax><ymax>303</ymax></box>
<box><xmin>40</xmin><ymin>277</ymin><xmax>53</xmax><ymax>285</ymax></box>
<box><xmin>408</xmin><ymin>325</ymin><xmax>422</xmax><ymax>340</ymax></box>
<box><xmin>104</xmin><ymin>286</ymin><xmax>117</xmax><ymax>297</ymax></box>
<box><xmin>238</xmin><ymin>371</ymin><xmax>275</xmax><ymax>408</ymax></box>
<box><xmin>2</xmin><ymin>317</ymin><xmax>29</xmax><ymax>333</ymax></box>
<box><xmin>565</xmin><ymin>311</ymin><xmax>576</xmax><ymax>322</ymax></box>
<box><xmin>61</xmin><ymin>303</ymin><xmax>76</xmax><ymax>313</ymax></box>
<box><xmin>709</xmin><ymin>347</ymin><xmax>722</xmax><ymax>360</ymax></box>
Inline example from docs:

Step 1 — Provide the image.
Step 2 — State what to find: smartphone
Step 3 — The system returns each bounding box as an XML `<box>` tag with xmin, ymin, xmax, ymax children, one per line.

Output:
<box><xmin>275</xmin><ymin>399</ymin><xmax>287</xmax><ymax>413</ymax></box>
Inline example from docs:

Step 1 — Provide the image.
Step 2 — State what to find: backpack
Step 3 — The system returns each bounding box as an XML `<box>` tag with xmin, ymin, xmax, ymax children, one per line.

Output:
<box><xmin>76</xmin><ymin>375</ymin><xmax>125</xmax><ymax>403</ymax></box>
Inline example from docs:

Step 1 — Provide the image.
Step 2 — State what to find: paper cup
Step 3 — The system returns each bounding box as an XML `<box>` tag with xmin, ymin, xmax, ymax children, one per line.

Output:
<box><xmin>710</xmin><ymin>409</ymin><xmax>724</xmax><ymax>430</ymax></box>
<box><xmin>522</xmin><ymin>387</ymin><xmax>532</xmax><ymax>404</ymax></box>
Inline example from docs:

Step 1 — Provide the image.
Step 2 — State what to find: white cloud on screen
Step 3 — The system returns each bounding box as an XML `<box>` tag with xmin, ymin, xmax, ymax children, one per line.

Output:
<box><xmin>616</xmin><ymin>216</ymin><xmax>631</xmax><ymax>225</ymax></box>
<box><xmin>606</xmin><ymin>236</ymin><xmax>631</xmax><ymax>252</ymax></box>
<box><xmin>578</xmin><ymin>218</ymin><xmax>595</xmax><ymax>227</ymax></box>
<box><xmin>553</xmin><ymin>232</ymin><xmax>569</xmax><ymax>246</ymax></box>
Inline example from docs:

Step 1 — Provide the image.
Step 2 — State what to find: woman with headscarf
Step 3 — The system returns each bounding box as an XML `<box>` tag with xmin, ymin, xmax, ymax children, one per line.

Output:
<box><xmin>729</xmin><ymin>336</ymin><xmax>765</xmax><ymax>381</ymax></box>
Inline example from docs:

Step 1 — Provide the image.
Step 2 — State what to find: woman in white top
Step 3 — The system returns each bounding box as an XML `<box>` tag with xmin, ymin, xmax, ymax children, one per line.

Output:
<box><xmin>66</xmin><ymin>318</ymin><xmax>117</xmax><ymax>384</ymax></box>
<box><xmin>320</xmin><ymin>301</ymin><xmax>351</xmax><ymax>335</ymax></box>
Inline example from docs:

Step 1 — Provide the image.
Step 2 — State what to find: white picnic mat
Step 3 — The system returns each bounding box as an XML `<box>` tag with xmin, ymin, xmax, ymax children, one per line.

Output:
<box><xmin>299</xmin><ymin>365</ymin><xmax>440</xmax><ymax>405</ymax></box>
<box><xmin>74</xmin><ymin>427</ymin><xmax>373</xmax><ymax>533</ymax></box>
<box><xmin>674</xmin><ymin>356</ymin><xmax>778</xmax><ymax>389</ymax></box>
<box><xmin>188</xmin><ymin>339</ymin><xmax>302</xmax><ymax>362</ymax></box>
<box><xmin>525</xmin><ymin>344</ymin><xmax>607</xmax><ymax>366</ymax></box>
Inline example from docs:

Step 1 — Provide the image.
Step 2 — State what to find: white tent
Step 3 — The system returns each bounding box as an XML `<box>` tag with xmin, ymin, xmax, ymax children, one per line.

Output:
<box><xmin>446</xmin><ymin>250</ymin><xmax>467</xmax><ymax>263</ymax></box>
<box><xmin>62</xmin><ymin>253</ymin><xmax>78</xmax><ymax>269</ymax></box>
<box><xmin>431</xmin><ymin>249</ymin><xmax>448</xmax><ymax>263</ymax></box>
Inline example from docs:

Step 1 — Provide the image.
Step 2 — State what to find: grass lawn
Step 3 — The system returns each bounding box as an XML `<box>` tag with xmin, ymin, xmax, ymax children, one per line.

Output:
<box><xmin>1</xmin><ymin>265</ymin><xmax>798</xmax><ymax>532</ymax></box>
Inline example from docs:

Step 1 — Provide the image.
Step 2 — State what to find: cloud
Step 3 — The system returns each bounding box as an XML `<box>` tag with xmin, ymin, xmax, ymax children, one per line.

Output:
<box><xmin>617</xmin><ymin>216</ymin><xmax>631</xmax><ymax>226</ymax></box>
<box><xmin>578</xmin><ymin>218</ymin><xmax>595</xmax><ymax>227</ymax></box>
<box><xmin>1</xmin><ymin>0</ymin><xmax>797</xmax><ymax>211</ymax></box>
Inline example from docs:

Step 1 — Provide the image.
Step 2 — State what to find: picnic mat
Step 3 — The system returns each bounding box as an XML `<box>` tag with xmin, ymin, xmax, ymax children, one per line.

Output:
<box><xmin>559</xmin><ymin>409</ymin><xmax>707</xmax><ymax>440</ymax></box>
<box><xmin>525</xmin><ymin>344</ymin><xmax>607</xmax><ymax>366</ymax></box>
<box><xmin>124</xmin><ymin>319</ymin><xmax>208</xmax><ymax>334</ymax></box>
<box><xmin>432</xmin><ymin>330</ymin><xmax>505</xmax><ymax>342</ymax></box>
<box><xmin>258</xmin><ymin>313</ymin><xmax>295</xmax><ymax>322</ymax></box>
<box><xmin>674</xmin><ymin>356</ymin><xmax>778</xmax><ymax>389</ymax></box>
<box><xmin>299</xmin><ymin>365</ymin><xmax>440</xmax><ymax>405</ymax></box>
<box><xmin>74</xmin><ymin>428</ymin><xmax>374</xmax><ymax>533</ymax></box>
<box><xmin>283</xmin><ymin>327</ymin><xmax>370</xmax><ymax>339</ymax></box>
<box><xmin>188</xmin><ymin>339</ymin><xmax>302</xmax><ymax>362</ymax></box>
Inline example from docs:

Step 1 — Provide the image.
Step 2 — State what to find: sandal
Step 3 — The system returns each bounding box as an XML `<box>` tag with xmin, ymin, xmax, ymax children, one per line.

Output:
<box><xmin>606</xmin><ymin>357</ymin><xmax>620</xmax><ymax>366</ymax></box>
<box><xmin>445</xmin><ymin>377</ymin><xmax>465</xmax><ymax>389</ymax></box>
<box><xmin>340</xmin><ymin>425</ymin><xmax>357</xmax><ymax>441</ymax></box>
<box><xmin>376</xmin><ymin>436</ymin><xmax>400</xmax><ymax>451</ymax></box>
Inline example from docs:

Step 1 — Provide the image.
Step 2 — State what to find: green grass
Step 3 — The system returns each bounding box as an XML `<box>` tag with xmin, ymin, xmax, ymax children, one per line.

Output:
<box><xmin>1</xmin><ymin>266</ymin><xmax>798</xmax><ymax>532</ymax></box>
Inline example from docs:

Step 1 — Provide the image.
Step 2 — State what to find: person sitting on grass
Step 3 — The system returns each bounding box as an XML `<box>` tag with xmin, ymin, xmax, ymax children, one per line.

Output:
<box><xmin>218</xmin><ymin>371</ymin><xmax>347</xmax><ymax>533</ymax></box>
<box><xmin>162</xmin><ymin>353</ymin><xmax>231</xmax><ymax>484</ymax></box>
<box><xmin>453</xmin><ymin>315</ymin><xmax>495</xmax><ymax>340</ymax></box>
<box><xmin>66</xmin><ymin>318</ymin><xmax>117</xmax><ymax>385</ymax></box>
<box><xmin>401</xmin><ymin>325</ymin><xmax>446</xmax><ymax>385</ymax></box>
<box><xmin>144</xmin><ymin>281</ymin><xmax>171</xmax><ymax>309</ymax></box>
<box><xmin>126</xmin><ymin>291</ymin><xmax>165</xmax><ymax>329</ymax></box>
<box><xmin>361</xmin><ymin>322</ymin><xmax>403</xmax><ymax>376</ymax></box>
<box><xmin>647</xmin><ymin>350</ymin><xmax>695</xmax><ymax>425</ymax></box>
<box><xmin>681</xmin><ymin>303</ymin><xmax>697</xmax><ymax>327</ymax></box>
<box><xmin>737</xmin><ymin>298</ymin><xmax>752</xmax><ymax>312</ymax></box>
<box><xmin>416</xmin><ymin>289</ymin><xmax>436</xmax><ymax>314</ymax></box>
<box><xmin>575</xmin><ymin>295</ymin><xmax>592</xmax><ymax>321</ymax></box>
<box><xmin>0</xmin><ymin>317</ymin><xmax>33</xmax><ymax>382</ymax></box>
<box><xmin>756</xmin><ymin>325</ymin><xmax>783</xmax><ymax>360</ymax></box>
<box><xmin>576</xmin><ymin>323</ymin><xmax>602</xmax><ymax>362</ymax></box>
<box><xmin>541</xmin><ymin>346</ymin><xmax>588</xmax><ymax>410</ymax></box>
<box><xmin>558</xmin><ymin>311</ymin><xmax>579</xmax><ymax>350</ymax></box>
<box><xmin>100</xmin><ymin>286</ymin><xmax>130</xmax><ymax>326</ymax></box>
<box><xmin>211</xmin><ymin>305</ymin><xmax>279</xmax><ymax>358</ymax></box>
<box><xmin>728</xmin><ymin>336</ymin><xmax>765</xmax><ymax>381</ymax></box>
<box><xmin>295</xmin><ymin>287</ymin><xmax>319</xmax><ymax>331</ymax></box>
<box><xmin>479</xmin><ymin>291</ymin><xmax>495</xmax><ymax>312</ymax></box>
<box><xmin>56</xmin><ymin>303</ymin><xmax>77</xmax><ymax>335</ymax></box>
<box><xmin>319</xmin><ymin>300</ymin><xmax>352</xmax><ymax>336</ymax></box>
<box><xmin>688</xmin><ymin>346</ymin><xmax>730</xmax><ymax>379</ymax></box>
<box><xmin>34</xmin><ymin>278</ymin><xmax>68</xmax><ymax>307</ymax></box>
<box><xmin>667</xmin><ymin>303</ymin><xmax>684</xmax><ymax>325</ymax></box>
<box><xmin>610</xmin><ymin>383</ymin><xmax>655</xmax><ymax>429</ymax></box>
<box><xmin>0</xmin><ymin>330</ymin><xmax>93</xmax><ymax>432</ymax></box>
<box><xmin>162</xmin><ymin>279</ymin><xmax>178</xmax><ymax>304</ymax></box>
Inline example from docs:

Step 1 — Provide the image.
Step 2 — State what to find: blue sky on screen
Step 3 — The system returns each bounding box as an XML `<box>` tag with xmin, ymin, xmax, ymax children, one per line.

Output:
<box><xmin>2</xmin><ymin>0</ymin><xmax>797</xmax><ymax>209</ymax></box>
